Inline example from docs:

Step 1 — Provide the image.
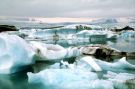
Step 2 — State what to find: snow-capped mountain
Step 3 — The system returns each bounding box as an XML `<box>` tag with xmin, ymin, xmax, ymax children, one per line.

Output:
<box><xmin>91</xmin><ymin>18</ymin><xmax>118</xmax><ymax>24</ymax></box>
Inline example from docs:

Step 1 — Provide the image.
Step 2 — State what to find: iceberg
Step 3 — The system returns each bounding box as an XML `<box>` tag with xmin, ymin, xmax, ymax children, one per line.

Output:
<box><xmin>104</xmin><ymin>71</ymin><xmax>135</xmax><ymax>89</ymax></box>
<box><xmin>96</xmin><ymin>57</ymin><xmax>135</xmax><ymax>72</ymax></box>
<box><xmin>30</xmin><ymin>41</ymin><xmax>67</xmax><ymax>61</ymax></box>
<box><xmin>30</xmin><ymin>41</ymin><xmax>81</xmax><ymax>61</ymax></box>
<box><xmin>78</xmin><ymin>56</ymin><xmax>135</xmax><ymax>72</ymax></box>
<box><xmin>80</xmin><ymin>56</ymin><xmax>102</xmax><ymax>71</ymax></box>
<box><xmin>76</xmin><ymin>30</ymin><xmax>117</xmax><ymax>39</ymax></box>
<box><xmin>27</xmin><ymin>69</ymin><xmax>114</xmax><ymax>89</ymax></box>
<box><xmin>120</xmin><ymin>31</ymin><xmax>135</xmax><ymax>40</ymax></box>
<box><xmin>28</xmin><ymin>29</ymin><xmax>55</xmax><ymax>39</ymax></box>
<box><xmin>0</xmin><ymin>34</ymin><xmax>35</xmax><ymax>74</ymax></box>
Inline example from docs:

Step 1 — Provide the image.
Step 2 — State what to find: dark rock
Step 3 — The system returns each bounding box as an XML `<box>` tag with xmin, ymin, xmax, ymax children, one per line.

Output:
<box><xmin>112</xmin><ymin>26</ymin><xmax>134</xmax><ymax>32</ymax></box>
<box><xmin>76</xmin><ymin>25</ymin><xmax>92</xmax><ymax>30</ymax></box>
<box><xmin>81</xmin><ymin>45</ymin><xmax>135</xmax><ymax>57</ymax></box>
<box><xmin>0</xmin><ymin>25</ymin><xmax>18</xmax><ymax>32</ymax></box>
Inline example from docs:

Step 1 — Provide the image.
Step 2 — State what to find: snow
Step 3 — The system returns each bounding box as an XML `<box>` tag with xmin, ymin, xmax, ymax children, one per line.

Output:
<box><xmin>0</xmin><ymin>34</ymin><xmax>35</xmax><ymax>74</ymax></box>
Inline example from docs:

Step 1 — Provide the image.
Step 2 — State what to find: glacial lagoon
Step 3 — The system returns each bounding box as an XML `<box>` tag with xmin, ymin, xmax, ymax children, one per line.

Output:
<box><xmin>0</xmin><ymin>23</ymin><xmax>135</xmax><ymax>89</ymax></box>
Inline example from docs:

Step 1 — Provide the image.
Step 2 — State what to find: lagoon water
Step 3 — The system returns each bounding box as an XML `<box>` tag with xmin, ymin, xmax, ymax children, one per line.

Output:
<box><xmin>0</xmin><ymin>22</ymin><xmax>135</xmax><ymax>89</ymax></box>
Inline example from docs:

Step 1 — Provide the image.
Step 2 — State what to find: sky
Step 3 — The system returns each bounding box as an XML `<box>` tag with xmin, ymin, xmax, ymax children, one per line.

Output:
<box><xmin>0</xmin><ymin>0</ymin><xmax>135</xmax><ymax>22</ymax></box>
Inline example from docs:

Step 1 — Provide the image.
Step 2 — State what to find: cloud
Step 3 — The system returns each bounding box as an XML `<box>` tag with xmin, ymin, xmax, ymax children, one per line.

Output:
<box><xmin>0</xmin><ymin>0</ymin><xmax>135</xmax><ymax>18</ymax></box>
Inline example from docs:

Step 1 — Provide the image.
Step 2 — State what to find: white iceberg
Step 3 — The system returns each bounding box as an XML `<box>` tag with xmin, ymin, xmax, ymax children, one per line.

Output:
<box><xmin>28</xmin><ymin>29</ymin><xmax>54</xmax><ymax>39</ymax></box>
<box><xmin>30</xmin><ymin>41</ymin><xmax>81</xmax><ymax>61</ymax></box>
<box><xmin>96</xmin><ymin>57</ymin><xmax>135</xmax><ymax>72</ymax></box>
<box><xmin>0</xmin><ymin>34</ymin><xmax>35</xmax><ymax>74</ymax></box>
<box><xmin>27</xmin><ymin>69</ymin><xmax>114</xmax><ymax>89</ymax></box>
<box><xmin>76</xmin><ymin>30</ymin><xmax>117</xmax><ymax>39</ymax></box>
<box><xmin>78</xmin><ymin>56</ymin><xmax>135</xmax><ymax>72</ymax></box>
<box><xmin>80</xmin><ymin>56</ymin><xmax>102</xmax><ymax>71</ymax></box>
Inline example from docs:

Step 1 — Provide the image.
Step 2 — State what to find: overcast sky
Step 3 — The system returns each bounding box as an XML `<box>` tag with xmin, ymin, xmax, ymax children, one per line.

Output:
<box><xmin>0</xmin><ymin>0</ymin><xmax>135</xmax><ymax>18</ymax></box>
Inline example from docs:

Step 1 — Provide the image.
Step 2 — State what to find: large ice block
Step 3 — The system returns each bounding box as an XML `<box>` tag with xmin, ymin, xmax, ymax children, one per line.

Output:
<box><xmin>27</xmin><ymin>69</ymin><xmax>114</xmax><ymax>89</ymax></box>
<box><xmin>96</xmin><ymin>57</ymin><xmax>135</xmax><ymax>72</ymax></box>
<box><xmin>30</xmin><ymin>41</ymin><xmax>81</xmax><ymax>61</ymax></box>
<box><xmin>0</xmin><ymin>34</ymin><xmax>35</xmax><ymax>74</ymax></box>
<box><xmin>104</xmin><ymin>71</ymin><xmax>135</xmax><ymax>89</ymax></box>
<box><xmin>80</xmin><ymin>56</ymin><xmax>102</xmax><ymax>71</ymax></box>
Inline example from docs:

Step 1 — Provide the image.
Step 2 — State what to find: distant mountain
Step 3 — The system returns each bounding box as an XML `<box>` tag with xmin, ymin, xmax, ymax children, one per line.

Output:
<box><xmin>129</xmin><ymin>18</ymin><xmax>135</xmax><ymax>23</ymax></box>
<box><xmin>91</xmin><ymin>18</ymin><xmax>118</xmax><ymax>24</ymax></box>
<box><xmin>0</xmin><ymin>17</ymin><xmax>30</xmax><ymax>22</ymax></box>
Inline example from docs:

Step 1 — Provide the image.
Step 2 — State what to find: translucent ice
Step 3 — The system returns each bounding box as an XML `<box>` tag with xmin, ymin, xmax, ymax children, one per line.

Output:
<box><xmin>80</xmin><ymin>56</ymin><xmax>102</xmax><ymax>71</ymax></box>
<box><xmin>104</xmin><ymin>71</ymin><xmax>135</xmax><ymax>89</ymax></box>
<box><xmin>27</xmin><ymin>69</ymin><xmax>114</xmax><ymax>89</ymax></box>
<box><xmin>0</xmin><ymin>34</ymin><xmax>35</xmax><ymax>74</ymax></box>
<box><xmin>96</xmin><ymin>57</ymin><xmax>135</xmax><ymax>72</ymax></box>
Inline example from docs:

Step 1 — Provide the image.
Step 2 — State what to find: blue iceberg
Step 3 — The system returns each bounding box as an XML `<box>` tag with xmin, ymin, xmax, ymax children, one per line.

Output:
<box><xmin>0</xmin><ymin>34</ymin><xmax>35</xmax><ymax>74</ymax></box>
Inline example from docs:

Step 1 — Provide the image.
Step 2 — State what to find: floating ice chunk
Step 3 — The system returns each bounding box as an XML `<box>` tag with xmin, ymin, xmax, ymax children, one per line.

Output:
<box><xmin>0</xmin><ymin>34</ymin><xmax>35</xmax><ymax>74</ymax></box>
<box><xmin>104</xmin><ymin>71</ymin><xmax>135</xmax><ymax>83</ymax></box>
<box><xmin>30</xmin><ymin>41</ymin><xmax>67</xmax><ymax>61</ymax></box>
<box><xmin>27</xmin><ymin>69</ymin><xmax>114</xmax><ymax>89</ymax></box>
<box><xmin>27</xmin><ymin>69</ymin><xmax>98</xmax><ymax>88</ymax></box>
<box><xmin>76</xmin><ymin>30</ymin><xmax>117</xmax><ymax>39</ymax></box>
<box><xmin>88</xmin><ymin>80</ymin><xmax>114</xmax><ymax>89</ymax></box>
<box><xmin>65</xmin><ymin>47</ymin><xmax>81</xmax><ymax>58</ymax></box>
<box><xmin>30</xmin><ymin>41</ymin><xmax>81</xmax><ymax>61</ymax></box>
<box><xmin>120</xmin><ymin>31</ymin><xmax>135</xmax><ymax>39</ymax></box>
<box><xmin>81</xmin><ymin>56</ymin><xmax>102</xmax><ymax>71</ymax></box>
<box><xmin>96</xmin><ymin>57</ymin><xmax>135</xmax><ymax>72</ymax></box>
<box><xmin>28</xmin><ymin>69</ymin><xmax>98</xmax><ymax>86</ymax></box>
<box><xmin>104</xmin><ymin>71</ymin><xmax>135</xmax><ymax>89</ymax></box>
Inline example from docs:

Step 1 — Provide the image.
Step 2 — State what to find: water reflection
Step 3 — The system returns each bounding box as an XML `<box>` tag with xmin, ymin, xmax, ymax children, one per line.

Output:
<box><xmin>0</xmin><ymin>71</ymin><xmax>30</xmax><ymax>89</ymax></box>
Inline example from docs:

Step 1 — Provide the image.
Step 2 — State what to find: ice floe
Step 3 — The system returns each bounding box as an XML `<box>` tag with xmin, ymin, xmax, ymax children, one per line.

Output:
<box><xmin>76</xmin><ymin>30</ymin><xmax>117</xmax><ymax>39</ymax></box>
<box><xmin>104</xmin><ymin>71</ymin><xmax>135</xmax><ymax>89</ymax></box>
<box><xmin>120</xmin><ymin>31</ymin><xmax>135</xmax><ymax>40</ymax></box>
<box><xmin>77</xmin><ymin>56</ymin><xmax>135</xmax><ymax>72</ymax></box>
<box><xmin>80</xmin><ymin>56</ymin><xmax>102</xmax><ymax>71</ymax></box>
<box><xmin>96</xmin><ymin>57</ymin><xmax>135</xmax><ymax>72</ymax></box>
<box><xmin>0</xmin><ymin>34</ymin><xmax>35</xmax><ymax>74</ymax></box>
<box><xmin>30</xmin><ymin>41</ymin><xmax>81</xmax><ymax>61</ymax></box>
<box><xmin>27</xmin><ymin>69</ymin><xmax>114</xmax><ymax>89</ymax></box>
